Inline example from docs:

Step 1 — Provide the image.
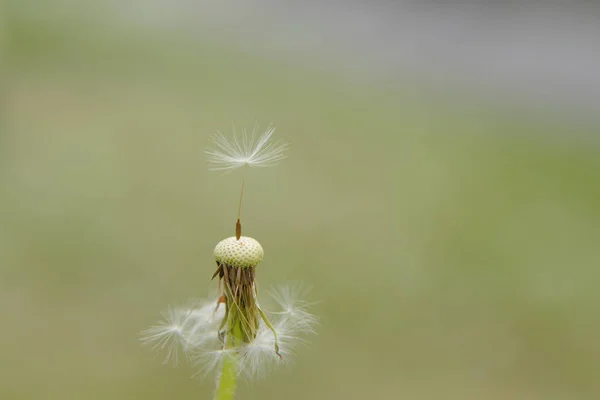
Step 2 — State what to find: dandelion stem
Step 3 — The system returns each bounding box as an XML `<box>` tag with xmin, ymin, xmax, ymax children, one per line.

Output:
<box><xmin>215</xmin><ymin>289</ymin><xmax>248</xmax><ymax>400</ymax></box>
<box><xmin>215</xmin><ymin>327</ymin><xmax>241</xmax><ymax>400</ymax></box>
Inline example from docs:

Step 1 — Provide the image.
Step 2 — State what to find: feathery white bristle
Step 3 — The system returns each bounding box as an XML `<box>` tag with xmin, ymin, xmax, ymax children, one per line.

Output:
<box><xmin>193</xmin><ymin>348</ymin><xmax>237</xmax><ymax>379</ymax></box>
<box><xmin>140</xmin><ymin>301</ymin><xmax>223</xmax><ymax>365</ymax></box>
<box><xmin>237</xmin><ymin>319</ymin><xmax>300</xmax><ymax>379</ymax></box>
<box><xmin>139</xmin><ymin>307</ymin><xmax>192</xmax><ymax>366</ymax></box>
<box><xmin>205</xmin><ymin>124</ymin><xmax>289</xmax><ymax>171</ymax></box>
<box><xmin>268</xmin><ymin>284</ymin><xmax>319</xmax><ymax>334</ymax></box>
<box><xmin>141</xmin><ymin>285</ymin><xmax>316</xmax><ymax>379</ymax></box>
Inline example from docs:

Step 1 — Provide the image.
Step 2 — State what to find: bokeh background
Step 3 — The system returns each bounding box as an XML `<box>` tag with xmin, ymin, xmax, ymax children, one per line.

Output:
<box><xmin>2</xmin><ymin>1</ymin><xmax>600</xmax><ymax>399</ymax></box>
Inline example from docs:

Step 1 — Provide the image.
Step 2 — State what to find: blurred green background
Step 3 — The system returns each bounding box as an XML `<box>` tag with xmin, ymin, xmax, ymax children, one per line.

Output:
<box><xmin>2</xmin><ymin>4</ymin><xmax>600</xmax><ymax>400</ymax></box>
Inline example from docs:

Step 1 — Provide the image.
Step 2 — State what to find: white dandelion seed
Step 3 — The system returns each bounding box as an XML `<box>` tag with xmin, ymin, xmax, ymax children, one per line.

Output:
<box><xmin>192</xmin><ymin>347</ymin><xmax>238</xmax><ymax>379</ymax></box>
<box><xmin>268</xmin><ymin>283</ymin><xmax>319</xmax><ymax>334</ymax></box>
<box><xmin>140</xmin><ymin>301</ymin><xmax>224</xmax><ymax>366</ymax></box>
<box><xmin>142</xmin><ymin>285</ymin><xmax>317</xmax><ymax>380</ymax></box>
<box><xmin>205</xmin><ymin>124</ymin><xmax>289</xmax><ymax>171</ymax></box>
<box><xmin>182</xmin><ymin>303</ymin><xmax>225</xmax><ymax>350</ymax></box>
<box><xmin>236</xmin><ymin>318</ymin><xmax>302</xmax><ymax>379</ymax></box>
<box><xmin>139</xmin><ymin>307</ymin><xmax>191</xmax><ymax>366</ymax></box>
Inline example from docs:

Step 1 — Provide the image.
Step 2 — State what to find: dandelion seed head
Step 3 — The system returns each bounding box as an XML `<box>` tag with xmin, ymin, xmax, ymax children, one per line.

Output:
<box><xmin>205</xmin><ymin>124</ymin><xmax>289</xmax><ymax>171</ymax></box>
<box><xmin>214</xmin><ymin>236</ymin><xmax>264</xmax><ymax>268</ymax></box>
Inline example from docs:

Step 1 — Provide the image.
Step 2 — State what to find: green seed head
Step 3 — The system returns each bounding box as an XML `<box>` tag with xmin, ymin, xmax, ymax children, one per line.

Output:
<box><xmin>214</xmin><ymin>236</ymin><xmax>264</xmax><ymax>268</ymax></box>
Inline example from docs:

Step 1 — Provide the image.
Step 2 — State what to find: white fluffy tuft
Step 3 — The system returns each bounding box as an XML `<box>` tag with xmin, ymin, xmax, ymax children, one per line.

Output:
<box><xmin>205</xmin><ymin>124</ymin><xmax>289</xmax><ymax>171</ymax></box>
<box><xmin>141</xmin><ymin>284</ymin><xmax>316</xmax><ymax>380</ymax></box>
<box><xmin>140</xmin><ymin>301</ymin><xmax>223</xmax><ymax>366</ymax></box>
<box><xmin>268</xmin><ymin>283</ymin><xmax>319</xmax><ymax>334</ymax></box>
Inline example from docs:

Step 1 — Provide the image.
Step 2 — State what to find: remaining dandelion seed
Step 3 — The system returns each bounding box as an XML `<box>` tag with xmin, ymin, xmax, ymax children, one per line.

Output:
<box><xmin>237</xmin><ymin>316</ymin><xmax>306</xmax><ymax>379</ymax></box>
<box><xmin>269</xmin><ymin>284</ymin><xmax>319</xmax><ymax>333</ymax></box>
<box><xmin>205</xmin><ymin>124</ymin><xmax>289</xmax><ymax>171</ymax></box>
<box><xmin>140</xmin><ymin>238</ymin><xmax>317</xmax><ymax>380</ymax></box>
<box><xmin>140</xmin><ymin>301</ymin><xmax>225</xmax><ymax>365</ymax></box>
<box><xmin>141</xmin><ymin>290</ymin><xmax>316</xmax><ymax>377</ymax></box>
<box><xmin>139</xmin><ymin>307</ymin><xmax>192</xmax><ymax>366</ymax></box>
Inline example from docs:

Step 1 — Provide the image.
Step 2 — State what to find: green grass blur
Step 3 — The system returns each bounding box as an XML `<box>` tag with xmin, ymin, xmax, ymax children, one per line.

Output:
<box><xmin>2</xmin><ymin>7</ymin><xmax>600</xmax><ymax>400</ymax></box>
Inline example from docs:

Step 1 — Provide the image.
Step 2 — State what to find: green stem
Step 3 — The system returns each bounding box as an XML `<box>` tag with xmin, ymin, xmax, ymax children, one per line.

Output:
<box><xmin>214</xmin><ymin>310</ymin><xmax>244</xmax><ymax>400</ymax></box>
<box><xmin>215</xmin><ymin>349</ymin><xmax>237</xmax><ymax>400</ymax></box>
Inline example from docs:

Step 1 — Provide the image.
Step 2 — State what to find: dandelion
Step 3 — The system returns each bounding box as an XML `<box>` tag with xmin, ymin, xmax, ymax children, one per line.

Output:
<box><xmin>205</xmin><ymin>124</ymin><xmax>289</xmax><ymax>172</ymax></box>
<box><xmin>141</xmin><ymin>238</ymin><xmax>316</xmax><ymax>395</ymax></box>
<box><xmin>141</xmin><ymin>125</ymin><xmax>316</xmax><ymax>400</ymax></box>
